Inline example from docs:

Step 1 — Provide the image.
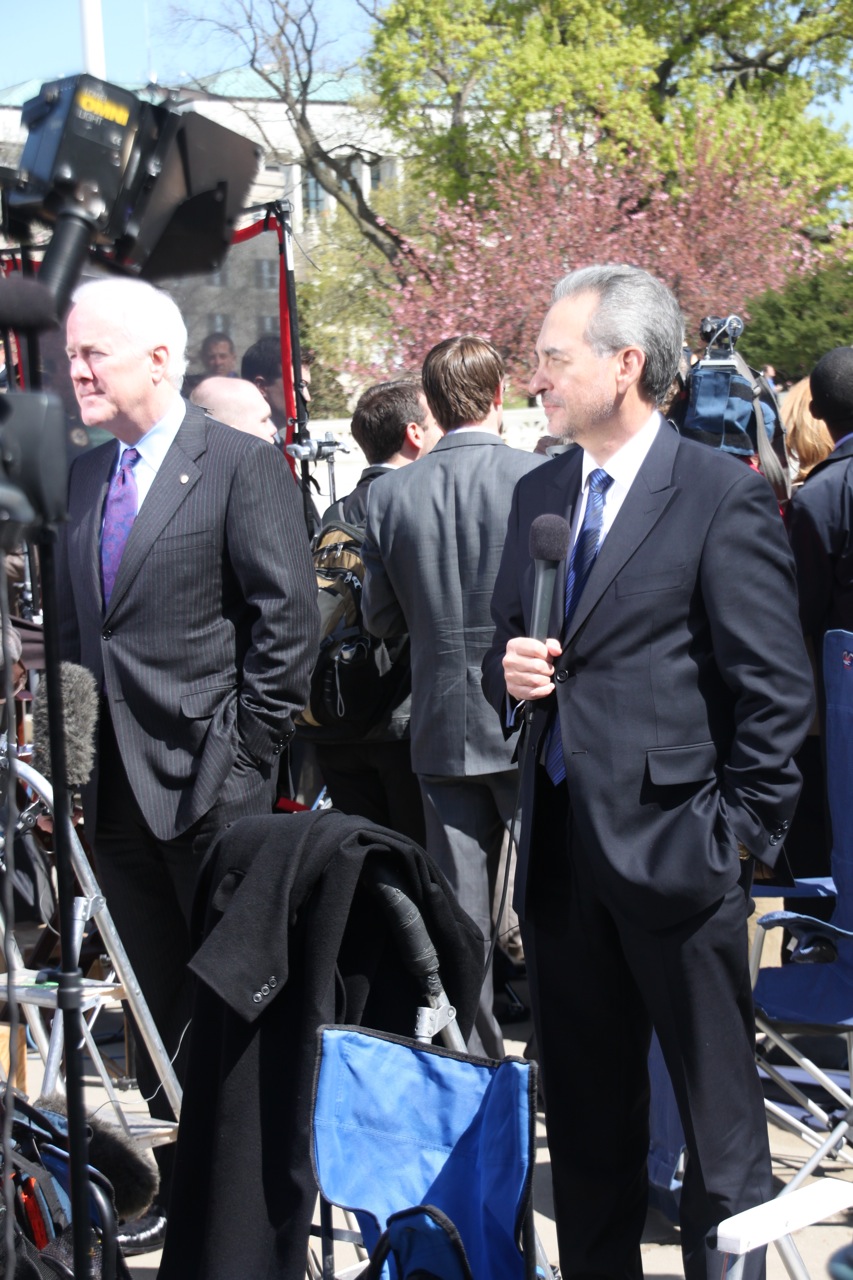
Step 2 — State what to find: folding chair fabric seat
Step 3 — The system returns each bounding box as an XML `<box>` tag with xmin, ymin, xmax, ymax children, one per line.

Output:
<box><xmin>312</xmin><ymin>1026</ymin><xmax>537</xmax><ymax>1279</ymax></box>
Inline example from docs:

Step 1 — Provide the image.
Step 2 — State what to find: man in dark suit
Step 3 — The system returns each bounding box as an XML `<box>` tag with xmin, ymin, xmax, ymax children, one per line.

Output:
<box><xmin>362</xmin><ymin>338</ymin><xmax>542</xmax><ymax>1057</ymax></box>
<box><xmin>787</xmin><ymin>346</ymin><xmax>853</xmax><ymax>877</ymax></box>
<box><xmin>481</xmin><ymin>265</ymin><xmax>814</xmax><ymax>1280</ymax></box>
<box><xmin>58</xmin><ymin>277</ymin><xmax>319</xmax><ymax>1240</ymax></box>
<box><xmin>788</xmin><ymin>346</ymin><xmax>853</xmax><ymax>650</ymax></box>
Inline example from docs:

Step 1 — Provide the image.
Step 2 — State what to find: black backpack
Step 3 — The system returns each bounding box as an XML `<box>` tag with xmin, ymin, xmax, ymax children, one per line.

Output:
<box><xmin>297</xmin><ymin>519</ymin><xmax>409</xmax><ymax>737</ymax></box>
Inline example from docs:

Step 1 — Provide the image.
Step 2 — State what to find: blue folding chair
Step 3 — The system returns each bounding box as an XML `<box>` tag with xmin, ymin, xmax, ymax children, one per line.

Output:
<box><xmin>751</xmin><ymin>629</ymin><xmax>853</xmax><ymax>1178</ymax></box>
<box><xmin>311</xmin><ymin>1025</ymin><xmax>540</xmax><ymax>1279</ymax></box>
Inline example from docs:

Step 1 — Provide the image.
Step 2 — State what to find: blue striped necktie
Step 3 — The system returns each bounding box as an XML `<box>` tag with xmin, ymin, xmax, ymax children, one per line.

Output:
<box><xmin>544</xmin><ymin>467</ymin><xmax>614</xmax><ymax>785</ymax></box>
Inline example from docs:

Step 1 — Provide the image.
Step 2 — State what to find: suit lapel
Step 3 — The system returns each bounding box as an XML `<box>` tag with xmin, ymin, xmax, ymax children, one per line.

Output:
<box><xmin>77</xmin><ymin>445</ymin><xmax>116</xmax><ymax>611</ymax></box>
<box><xmin>105</xmin><ymin>406</ymin><xmax>208</xmax><ymax>620</ymax></box>
<box><xmin>565</xmin><ymin>424</ymin><xmax>680</xmax><ymax>644</ymax></box>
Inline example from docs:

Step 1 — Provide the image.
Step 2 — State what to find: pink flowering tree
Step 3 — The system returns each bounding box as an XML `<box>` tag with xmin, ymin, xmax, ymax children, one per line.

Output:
<box><xmin>365</xmin><ymin>127</ymin><xmax>835</xmax><ymax>389</ymax></box>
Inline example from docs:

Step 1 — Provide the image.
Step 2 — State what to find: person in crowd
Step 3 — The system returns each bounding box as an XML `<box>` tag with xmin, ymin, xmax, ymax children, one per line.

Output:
<box><xmin>58</xmin><ymin>277</ymin><xmax>318</xmax><ymax>1251</ymax></box>
<box><xmin>482</xmin><ymin>263</ymin><xmax>813</xmax><ymax>1280</ymax></box>
<box><xmin>789</xmin><ymin>348</ymin><xmax>853</xmax><ymax>671</ymax></box>
<box><xmin>241</xmin><ymin>333</ymin><xmax>311</xmax><ymax>435</ymax></box>
<box><xmin>200</xmin><ymin>331</ymin><xmax>238</xmax><ymax>377</ymax></box>
<box><xmin>774</xmin><ymin>360</ymin><xmax>842</xmax><ymax>888</ymax></box>
<box><xmin>241</xmin><ymin>334</ymin><xmax>318</xmax><ymax>537</ymax></box>
<box><xmin>301</xmin><ymin>379</ymin><xmax>443</xmax><ymax>844</ymax></box>
<box><xmin>325</xmin><ymin>379</ymin><xmax>441</xmax><ymax>524</ymax></box>
<box><xmin>785</xmin><ymin>348</ymin><xmax>853</xmax><ymax>880</ymax></box>
<box><xmin>189</xmin><ymin>375</ymin><xmax>277</xmax><ymax>442</ymax></box>
<box><xmin>782</xmin><ymin>375</ymin><xmax>835</xmax><ymax>486</ymax></box>
<box><xmin>362</xmin><ymin>337</ymin><xmax>543</xmax><ymax>1058</ymax></box>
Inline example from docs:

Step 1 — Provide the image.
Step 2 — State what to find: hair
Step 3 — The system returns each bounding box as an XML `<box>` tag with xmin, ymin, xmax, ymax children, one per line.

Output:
<box><xmin>241</xmin><ymin>333</ymin><xmax>282</xmax><ymax>383</ymax></box>
<box><xmin>71</xmin><ymin>277</ymin><xmax>188</xmax><ymax>388</ymax></box>
<box><xmin>809</xmin><ymin>347</ymin><xmax>853</xmax><ymax>439</ymax></box>
<box><xmin>201</xmin><ymin>331</ymin><xmax>235</xmax><ymax>358</ymax></box>
<box><xmin>421</xmin><ymin>336</ymin><xmax>503</xmax><ymax>432</ymax></box>
<box><xmin>551</xmin><ymin>264</ymin><xmax>684</xmax><ymax>406</ymax></box>
<box><xmin>781</xmin><ymin>376</ymin><xmax>833</xmax><ymax>480</ymax></box>
<box><xmin>351</xmin><ymin>381</ymin><xmax>427</xmax><ymax>464</ymax></box>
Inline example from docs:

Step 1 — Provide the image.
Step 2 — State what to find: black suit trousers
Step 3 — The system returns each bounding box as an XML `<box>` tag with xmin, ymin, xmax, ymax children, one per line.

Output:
<box><xmin>93</xmin><ymin>708</ymin><xmax>274</xmax><ymax>1204</ymax></box>
<box><xmin>524</xmin><ymin>772</ymin><xmax>771</xmax><ymax>1280</ymax></box>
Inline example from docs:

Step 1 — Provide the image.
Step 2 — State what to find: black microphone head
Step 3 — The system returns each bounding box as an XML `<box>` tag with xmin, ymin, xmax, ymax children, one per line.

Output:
<box><xmin>0</xmin><ymin>275</ymin><xmax>59</xmax><ymax>332</ymax></box>
<box><xmin>529</xmin><ymin>513</ymin><xmax>571</xmax><ymax>563</ymax></box>
<box><xmin>31</xmin><ymin>662</ymin><xmax>99</xmax><ymax>788</ymax></box>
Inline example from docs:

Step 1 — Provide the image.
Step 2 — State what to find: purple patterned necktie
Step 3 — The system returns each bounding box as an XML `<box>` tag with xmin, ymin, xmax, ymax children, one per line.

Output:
<box><xmin>101</xmin><ymin>446</ymin><xmax>140</xmax><ymax>610</ymax></box>
<box><xmin>544</xmin><ymin>467</ymin><xmax>614</xmax><ymax>784</ymax></box>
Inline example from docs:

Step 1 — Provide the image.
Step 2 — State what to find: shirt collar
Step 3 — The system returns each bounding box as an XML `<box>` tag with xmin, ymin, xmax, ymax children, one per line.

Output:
<box><xmin>115</xmin><ymin>394</ymin><xmax>186</xmax><ymax>470</ymax></box>
<box><xmin>833</xmin><ymin>430</ymin><xmax>853</xmax><ymax>451</ymax></box>
<box><xmin>581</xmin><ymin>411</ymin><xmax>661</xmax><ymax>491</ymax></box>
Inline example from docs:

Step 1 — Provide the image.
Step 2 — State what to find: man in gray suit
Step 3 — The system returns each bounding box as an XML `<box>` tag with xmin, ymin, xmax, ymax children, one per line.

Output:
<box><xmin>362</xmin><ymin>336</ymin><xmax>542</xmax><ymax>1056</ymax></box>
<box><xmin>59</xmin><ymin>277</ymin><xmax>318</xmax><ymax>1236</ymax></box>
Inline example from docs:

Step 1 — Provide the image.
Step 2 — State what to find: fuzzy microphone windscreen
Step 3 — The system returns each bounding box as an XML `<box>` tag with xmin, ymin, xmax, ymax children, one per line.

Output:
<box><xmin>31</xmin><ymin>662</ymin><xmax>99</xmax><ymax>788</ymax></box>
<box><xmin>37</xmin><ymin>1094</ymin><xmax>160</xmax><ymax>1222</ymax></box>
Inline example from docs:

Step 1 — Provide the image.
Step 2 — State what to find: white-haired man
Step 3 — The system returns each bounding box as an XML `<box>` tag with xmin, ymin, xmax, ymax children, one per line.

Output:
<box><xmin>59</xmin><ymin>277</ymin><xmax>318</xmax><ymax>1248</ymax></box>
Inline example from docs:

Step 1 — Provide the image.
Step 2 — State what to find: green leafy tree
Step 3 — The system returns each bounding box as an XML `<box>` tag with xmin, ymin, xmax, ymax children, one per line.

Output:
<box><xmin>362</xmin><ymin>0</ymin><xmax>663</xmax><ymax>197</ymax></box>
<box><xmin>363</xmin><ymin>0</ymin><xmax>853</xmax><ymax>211</ymax></box>
<box><xmin>361</xmin><ymin>129</ymin><xmax>836</xmax><ymax>389</ymax></box>
<box><xmin>739</xmin><ymin>262</ymin><xmax>853</xmax><ymax>381</ymax></box>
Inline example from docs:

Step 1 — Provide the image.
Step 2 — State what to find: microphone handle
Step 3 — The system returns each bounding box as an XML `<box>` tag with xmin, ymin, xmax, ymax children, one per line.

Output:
<box><xmin>529</xmin><ymin>559</ymin><xmax>560</xmax><ymax>643</ymax></box>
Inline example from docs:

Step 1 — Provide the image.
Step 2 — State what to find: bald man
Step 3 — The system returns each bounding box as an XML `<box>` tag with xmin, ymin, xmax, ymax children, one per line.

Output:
<box><xmin>190</xmin><ymin>375</ymin><xmax>277</xmax><ymax>442</ymax></box>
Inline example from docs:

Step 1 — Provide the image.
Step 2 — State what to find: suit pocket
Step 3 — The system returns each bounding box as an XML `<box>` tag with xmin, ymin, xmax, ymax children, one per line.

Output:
<box><xmin>615</xmin><ymin>565</ymin><xmax>685</xmax><ymax>597</ymax></box>
<box><xmin>646</xmin><ymin>741</ymin><xmax>717</xmax><ymax>785</ymax></box>
<box><xmin>180</xmin><ymin>678</ymin><xmax>237</xmax><ymax>719</ymax></box>
<box><xmin>148</xmin><ymin>530</ymin><xmax>215</xmax><ymax>559</ymax></box>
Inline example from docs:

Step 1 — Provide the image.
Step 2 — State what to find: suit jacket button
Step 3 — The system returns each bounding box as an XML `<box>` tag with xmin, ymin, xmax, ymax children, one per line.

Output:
<box><xmin>555</xmin><ymin>669</ymin><xmax>568</xmax><ymax>683</ymax></box>
<box><xmin>253</xmin><ymin>992</ymin><xmax>262</xmax><ymax>1003</ymax></box>
<box><xmin>769</xmin><ymin>835</ymin><xmax>780</xmax><ymax>846</ymax></box>
<box><xmin>102</xmin><ymin>629</ymin><xmax>112</xmax><ymax>640</ymax></box>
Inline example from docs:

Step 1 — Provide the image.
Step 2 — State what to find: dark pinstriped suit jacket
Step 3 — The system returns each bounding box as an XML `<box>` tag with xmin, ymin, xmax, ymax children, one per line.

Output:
<box><xmin>57</xmin><ymin>401</ymin><xmax>320</xmax><ymax>841</ymax></box>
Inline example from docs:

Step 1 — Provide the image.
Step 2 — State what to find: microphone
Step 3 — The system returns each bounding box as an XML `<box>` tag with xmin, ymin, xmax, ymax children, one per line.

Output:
<box><xmin>31</xmin><ymin>662</ymin><xmax>99</xmax><ymax>788</ymax></box>
<box><xmin>0</xmin><ymin>275</ymin><xmax>60</xmax><ymax>332</ymax></box>
<box><xmin>529</xmin><ymin>514</ymin><xmax>572</xmax><ymax>642</ymax></box>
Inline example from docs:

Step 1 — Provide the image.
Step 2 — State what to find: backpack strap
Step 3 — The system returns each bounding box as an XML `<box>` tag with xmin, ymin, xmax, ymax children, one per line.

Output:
<box><xmin>731</xmin><ymin>351</ymin><xmax>791</xmax><ymax>504</ymax></box>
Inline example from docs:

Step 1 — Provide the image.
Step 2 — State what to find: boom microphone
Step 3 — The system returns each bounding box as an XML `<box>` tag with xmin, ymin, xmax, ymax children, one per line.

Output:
<box><xmin>31</xmin><ymin>662</ymin><xmax>99</xmax><ymax>788</ymax></box>
<box><xmin>0</xmin><ymin>275</ymin><xmax>59</xmax><ymax>332</ymax></box>
<box><xmin>529</xmin><ymin>514</ymin><xmax>572</xmax><ymax>642</ymax></box>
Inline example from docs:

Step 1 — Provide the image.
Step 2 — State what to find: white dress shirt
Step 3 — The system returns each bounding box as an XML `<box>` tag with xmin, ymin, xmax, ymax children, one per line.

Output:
<box><xmin>110</xmin><ymin>394</ymin><xmax>186</xmax><ymax>510</ymax></box>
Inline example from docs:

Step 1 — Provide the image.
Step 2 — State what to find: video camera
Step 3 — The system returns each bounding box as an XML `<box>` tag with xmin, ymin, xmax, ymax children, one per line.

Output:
<box><xmin>3</xmin><ymin>73</ymin><xmax>262</xmax><ymax>313</ymax></box>
<box><xmin>0</xmin><ymin>73</ymin><xmax>262</xmax><ymax>540</ymax></box>
<box><xmin>698</xmin><ymin>314</ymin><xmax>745</xmax><ymax>359</ymax></box>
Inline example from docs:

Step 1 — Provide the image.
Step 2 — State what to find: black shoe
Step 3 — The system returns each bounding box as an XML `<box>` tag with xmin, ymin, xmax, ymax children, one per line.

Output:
<box><xmin>116</xmin><ymin>1202</ymin><xmax>167</xmax><ymax>1256</ymax></box>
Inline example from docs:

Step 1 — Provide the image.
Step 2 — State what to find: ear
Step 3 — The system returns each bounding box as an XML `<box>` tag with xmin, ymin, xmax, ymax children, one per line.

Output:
<box><xmin>615</xmin><ymin>345</ymin><xmax>645</xmax><ymax>394</ymax></box>
<box><xmin>150</xmin><ymin>345</ymin><xmax>170</xmax><ymax>383</ymax></box>
<box><xmin>493</xmin><ymin>381</ymin><xmax>504</xmax><ymax>410</ymax></box>
<box><xmin>403</xmin><ymin>419</ymin><xmax>425</xmax><ymax>455</ymax></box>
<box><xmin>254</xmin><ymin>375</ymin><xmax>271</xmax><ymax>404</ymax></box>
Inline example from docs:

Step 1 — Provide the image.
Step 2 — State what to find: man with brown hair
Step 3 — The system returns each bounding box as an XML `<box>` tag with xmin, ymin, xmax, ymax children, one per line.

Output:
<box><xmin>362</xmin><ymin>336</ymin><xmax>542</xmax><ymax>1056</ymax></box>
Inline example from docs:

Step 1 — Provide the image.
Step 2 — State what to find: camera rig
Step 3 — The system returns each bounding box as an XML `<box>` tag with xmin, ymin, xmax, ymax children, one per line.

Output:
<box><xmin>0</xmin><ymin>75</ymin><xmax>272</xmax><ymax>1278</ymax></box>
